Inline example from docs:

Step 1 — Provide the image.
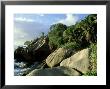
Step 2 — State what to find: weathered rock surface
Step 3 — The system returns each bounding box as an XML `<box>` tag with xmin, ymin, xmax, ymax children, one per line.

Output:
<box><xmin>26</xmin><ymin>66</ymin><xmax>80</xmax><ymax>76</ymax></box>
<box><xmin>14</xmin><ymin>37</ymin><xmax>51</xmax><ymax>62</ymax></box>
<box><xmin>60</xmin><ymin>48</ymin><xmax>89</xmax><ymax>73</ymax></box>
<box><xmin>46</xmin><ymin>48</ymin><xmax>68</xmax><ymax>68</ymax></box>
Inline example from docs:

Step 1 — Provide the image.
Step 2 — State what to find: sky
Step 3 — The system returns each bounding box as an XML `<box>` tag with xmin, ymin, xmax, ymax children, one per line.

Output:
<box><xmin>14</xmin><ymin>14</ymin><xmax>89</xmax><ymax>49</ymax></box>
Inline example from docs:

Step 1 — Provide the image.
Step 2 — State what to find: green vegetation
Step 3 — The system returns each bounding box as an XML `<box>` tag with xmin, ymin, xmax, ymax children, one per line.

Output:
<box><xmin>88</xmin><ymin>43</ymin><xmax>97</xmax><ymax>75</ymax></box>
<box><xmin>84</xmin><ymin>71</ymin><xmax>97</xmax><ymax>76</ymax></box>
<box><xmin>63</xmin><ymin>25</ymin><xmax>75</xmax><ymax>43</ymax></box>
<box><xmin>48</xmin><ymin>23</ymin><xmax>67</xmax><ymax>50</ymax></box>
<box><xmin>48</xmin><ymin>14</ymin><xmax>97</xmax><ymax>50</ymax></box>
<box><xmin>62</xmin><ymin>42</ymin><xmax>80</xmax><ymax>50</ymax></box>
<box><xmin>15</xmin><ymin>14</ymin><xmax>97</xmax><ymax>76</ymax></box>
<box><xmin>82</xmin><ymin>43</ymin><xmax>97</xmax><ymax>76</ymax></box>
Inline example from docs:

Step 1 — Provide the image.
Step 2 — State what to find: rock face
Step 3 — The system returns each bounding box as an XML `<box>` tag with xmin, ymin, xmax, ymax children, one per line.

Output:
<box><xmin>26</xmin><ymin>66</ymin><xmax>80</xmax><ymax>76</ymax></box>
<box><xmin>46</xmin><ymin>48</ymin><xmax>68</xmax><ymax>68</ymax></box>
<box><xmin>14</xmin><ymin>46</ymin><xmax>33</xmax><ymax>62</ymax></box>
<box><xmin>60</xmin><ymin>48</ymin><xmax>89</xmax><ymax>74</ymax></box>
<box><xmin>32</xmin><ymin>43</ymin><xmax>51</xmax><ymax>62</ymax></box>
<box><xmin>14</xmin><ymin>37</ymin><xmax>51</xmax><ymax>62</ymax></box>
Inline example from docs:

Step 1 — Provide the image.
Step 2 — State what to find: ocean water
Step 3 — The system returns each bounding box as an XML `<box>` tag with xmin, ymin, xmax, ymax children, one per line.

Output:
<box><xmin>14</xmin><ymin>61</ymin><xmax>39</xmax><ymax>76</ymax></box>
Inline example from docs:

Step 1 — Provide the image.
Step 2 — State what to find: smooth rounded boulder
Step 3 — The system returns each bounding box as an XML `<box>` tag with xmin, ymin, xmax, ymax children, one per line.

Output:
<box><xmin>46</xmin><ymin>48</ymin><xmax>68</xmax><ymax>68</ymax></box>
<box><xmin>60</xmin><ymin>48</ymin><xmax>89</xmax><ymax>74</ymax></box>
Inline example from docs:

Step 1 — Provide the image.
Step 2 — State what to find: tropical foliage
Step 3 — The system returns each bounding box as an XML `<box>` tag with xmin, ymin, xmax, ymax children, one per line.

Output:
<box><xmin>14</xmin><ymin>14</ymin><xmax>97</xmax><ymax>76</ymax></box>
<box><xmin>48</xmin><ymin>23</ymin><xmax>67</xmax><ymax>50</ymax></box>
<box><xmin>48</xmin><ymin>14</ymin><xmax>97</xmax><ymax>50</ymax></box>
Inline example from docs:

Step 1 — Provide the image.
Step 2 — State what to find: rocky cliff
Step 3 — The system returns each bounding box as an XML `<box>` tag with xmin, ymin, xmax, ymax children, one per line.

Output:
<box><xmin>14</xmin><ymin>36</ymin><xmax>51</xmax><ymax>63</ymax></box>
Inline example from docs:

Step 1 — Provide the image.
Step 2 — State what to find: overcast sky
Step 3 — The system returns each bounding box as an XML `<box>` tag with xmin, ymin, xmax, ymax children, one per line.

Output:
<box><xmin>14</xmin><ymin>14</ymin><xmax>89</xmax><ymax>49</ymax></box>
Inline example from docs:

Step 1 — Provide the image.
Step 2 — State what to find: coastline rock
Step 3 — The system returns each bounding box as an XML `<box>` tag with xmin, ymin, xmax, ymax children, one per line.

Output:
<box><xmin>60</xmin><ymin>48</ymin><xmax>89</xmax><ymax>73</ymax></box>
<box><xmin>14</xmin><ymin>37</ymin><xmax>51</xmax><ymax>62</ymax></box>
<box><xmin>26</xmin><ymin>66</ymin><xmax>80</xmax><ymax>76</ymax></box>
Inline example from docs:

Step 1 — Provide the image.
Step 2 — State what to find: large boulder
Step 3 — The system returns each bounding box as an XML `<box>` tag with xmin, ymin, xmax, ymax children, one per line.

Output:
<box><xmin>26</xmin><ymin>66</ymin><xmax>80</xmax><ymax>76</ymax></box>
<box><xmin>46</xmin><ymin>48</ymin><xmax>68</xmax><ymax>68</ymax></box>
<box><xmin>60</xmin><ymin>48</ymin><xmax>89</xmax><ymax>74</ymax></box>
